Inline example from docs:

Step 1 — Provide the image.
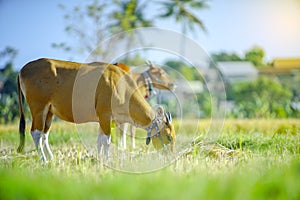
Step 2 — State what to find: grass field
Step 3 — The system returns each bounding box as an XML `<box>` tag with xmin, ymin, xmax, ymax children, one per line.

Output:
<box><xmin>0</xmin><ymin>119</ymin><xmax>300</xmax><ymax>199</ymax></box>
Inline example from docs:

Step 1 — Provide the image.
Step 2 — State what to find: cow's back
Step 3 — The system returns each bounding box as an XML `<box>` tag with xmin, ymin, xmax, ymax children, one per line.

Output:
<box><xmin>20</xmin><ymin>58</ymin><xmax>80</xmax><ymax>94</ymax></box>
<box><xmin>19</xmin><ymin>58</ymin><xmax>89</xmax><ymax>122</ymax></box>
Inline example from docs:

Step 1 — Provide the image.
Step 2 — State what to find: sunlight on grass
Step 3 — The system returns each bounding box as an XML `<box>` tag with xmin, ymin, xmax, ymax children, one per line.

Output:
<box><xmin>0</xmin><ymin>119</ymin><xmax>299</xmax><ymax>199</ymax></box>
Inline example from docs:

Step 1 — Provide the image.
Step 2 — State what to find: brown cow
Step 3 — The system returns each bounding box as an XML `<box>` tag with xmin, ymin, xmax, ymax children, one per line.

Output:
<box><xmin>17</xmin><ymin>58</ymin><xmax>175</xmax><ymax>161</ymax></box>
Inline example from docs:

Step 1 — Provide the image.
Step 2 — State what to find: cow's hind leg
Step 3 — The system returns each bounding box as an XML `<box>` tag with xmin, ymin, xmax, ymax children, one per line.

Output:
<box><xmin>30</xmin><ymin>104</ymin><xmax>50</xmax><ymax>162</ymax></box>
<box><xmin>97</xmin><ymin>119</ymin><xmax>111</xmax><ymax>159</ymax></box>
<box><xmin>42</xmin><ymin>110</ymin><xmax>54</xmax><ymax>160</ymax></box>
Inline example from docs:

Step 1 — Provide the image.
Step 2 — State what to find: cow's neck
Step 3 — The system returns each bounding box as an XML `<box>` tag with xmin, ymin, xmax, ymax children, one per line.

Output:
<box><xmin>131</xmin><ymin>72</ymin><xmax>149</xmax><ymax>98</ymax></box>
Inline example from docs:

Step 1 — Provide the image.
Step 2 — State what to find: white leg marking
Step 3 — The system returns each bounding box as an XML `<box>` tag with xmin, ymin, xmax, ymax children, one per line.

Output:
<box><xmin>31</xmin><ymin>130</ymin><xmax>47</xmax><ymax>162</ymax></box>
<box><xmin>130</xmin><ymin>125</ymin><xmax>136</xmax><ymax>149</ymax></box>
<box><xmin>39</xmin><ymin>135</ymin><xmax>47</xmax><ymax>162</ymax></box>
<box><xmin>31</xmin><ymin>130</ymin><xmax>41</xmax><ymax>149</ymax></box>
<box><xmin>42</xmin><ymin>132</ymin><xmax>54</xmax><ymax>160</ymax></box>
<box><xmin>97</xmin><ymin>128</ymin><xmax>111</xmax><ymax>157</ymax></box>
<box><xmin>97</xmin><ymin>131</ymin><xmax>102</xmax><ymax>155</ymax></box>
<box><xmin>103</xmin><ymin>134</ymin><xmax>111</xmax><ymax>156</ymax></box>
<box><xmin>118</xmin><ymin>123</ymin><xmax>128</xmax><ymax>150</ymax></box>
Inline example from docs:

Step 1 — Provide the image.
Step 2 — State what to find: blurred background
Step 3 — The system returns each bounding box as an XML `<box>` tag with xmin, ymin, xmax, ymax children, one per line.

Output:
<box><xmin>1</xmin><ymin>0</ymin><xmax>300</xmax><ymax>123</ymax></box>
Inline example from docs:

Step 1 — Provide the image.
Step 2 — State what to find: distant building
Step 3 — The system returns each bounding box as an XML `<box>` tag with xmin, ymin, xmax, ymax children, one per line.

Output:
<box><xmin>175</xmin><ymin>80</ymin><xmax>203</xmax><ymax>95</ymax></box>
<box><xmin>259</xmin><ymin>58</ymin><xmax>300</xmax><ymax>76</ymax></box>
<box><xmin>216</xmin><ymin>62</ymin><xmax>258</xmax><ymax>83</ymax></box>
<box><xmin>259</xmin><ymin>58</ymin><xmax>300</xmax><ymax>111</ymax></box>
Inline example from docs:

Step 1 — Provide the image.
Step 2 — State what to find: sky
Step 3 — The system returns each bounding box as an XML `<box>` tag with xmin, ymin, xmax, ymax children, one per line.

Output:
<box><xmin>1</xmin><ymin>0</ymin><xmax>300</xmax><ymax>70</ymax></box>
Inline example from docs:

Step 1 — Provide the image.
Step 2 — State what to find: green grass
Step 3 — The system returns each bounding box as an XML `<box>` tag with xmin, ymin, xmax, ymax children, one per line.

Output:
<box><xmin>0</xmin><ymin>119</ymin><xmax>300</xmax><ymax>200</ymax></box>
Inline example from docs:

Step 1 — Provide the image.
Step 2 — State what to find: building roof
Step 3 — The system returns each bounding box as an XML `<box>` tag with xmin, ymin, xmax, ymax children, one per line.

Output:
<box><xmin>216</xmin><ymin>62</ymin><xmax>258</xmax><ymax>83</ymax></box>
<box><xmin>273</xmin><ymin>58</ymin><xmax>300</xmax><ymax>69</ymax></box>
<box><xmin>260</xmin><ymin>58</ymin><xmax>300</xmax><ymax>75</ymax></box>
<box><xmin>175</xmin><ymin>80</ymin><xmax>203</xmax><ymax>94</ymax></box>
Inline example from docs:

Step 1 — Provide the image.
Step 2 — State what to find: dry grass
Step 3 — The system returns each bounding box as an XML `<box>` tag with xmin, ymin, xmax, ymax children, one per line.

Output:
<box><xmin>0</xmin><ymin>119</ymin><xmax>300</xmax><ymax>199</ymax></box>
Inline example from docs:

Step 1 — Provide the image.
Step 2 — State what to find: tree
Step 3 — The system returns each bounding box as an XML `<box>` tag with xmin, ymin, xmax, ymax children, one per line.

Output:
<box><xmin>55</xmin><ymin>0</ymin><xmax>209</xmax><ymax>61</ymax></box>
<box><xmin>211</xmin><ymin>51</ymin><xmax>243</xmax><ymax>62</ymax></box>
<box><xmin>109</xmin><ymin>0</ymin><xmax>153</xmax><ymax>62</ymax></box>
<box><xmin>244</xmin><ymin>45</ymin><xmax>266</xmax><ymax>67</ymax></box>
<box><xmin>211</xmin><ymin>46</ymin><xmax>267</xmax><ymax>67</ymax></box>
<box><xmin>231</xmin><ymin>77</ymin><xmax>293</xmax><ymax>118</ymax></box>
<box><xmin>110</xmin><ymin>0</ymin><xmax>152</xmax><ymax>33</ymax></box>
<box><xmin>197</xmin><ymin>90</ymin><xmax>211</xmax><ymax>117</ymax></box>
<box><xmin>55</xmin><ymin>0</ymin><xmax>154</xmax><ymax>60</ymax></box>
<box><xmin>164</xmin><ymin>60</ymin><xmax>202</xmax><ymax>81</ymax></box>
<box><xmin>158</xmin><ymin>0</ymin><xmax>208</xmax><ymax>33</ymax></box>
<box><xmin>0</xmin><ymin>47</ymin><xmax>17</xmax><ymax>66</ymax></box>
<box><xmin>53</xmin><ymin>1</ymin><xmax>113</xmax><ymax>57</ymax></box>
<box><xmin>0</xmin><ymin>47</ymin><xmax>19</xmax><ymax>123</ymax></box>
<box><xmin>158</xmin><ymin>0</ymin><xmax>209</xmax><ymax>55</ymax></box>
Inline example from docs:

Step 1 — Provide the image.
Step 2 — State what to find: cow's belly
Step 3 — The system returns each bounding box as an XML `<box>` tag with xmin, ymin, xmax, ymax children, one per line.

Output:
<box><xmin>50</xmin><ymin>87</ymin><xmax>99</xmax><ymax>124</ymax></box>
<box><xmin>51</xmin><ymin>105</ymin><xmax>74</xmax><ymax>123</ymax></box>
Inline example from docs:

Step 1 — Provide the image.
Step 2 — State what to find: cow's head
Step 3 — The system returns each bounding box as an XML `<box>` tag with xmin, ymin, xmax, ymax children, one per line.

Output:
<box><xmin>146</xmin><ymin>106</ymin><xmax>176</xmax><ymax>152</ymax></box>
<box><xmin>145</xmin><ymin>61</ymin><xmax>175</xmax><ymax>91</ymax></box>
<box><xmin>109</xmin><ymin>66</ymin><xmax>175</xmax><ymax>151</ymax></box>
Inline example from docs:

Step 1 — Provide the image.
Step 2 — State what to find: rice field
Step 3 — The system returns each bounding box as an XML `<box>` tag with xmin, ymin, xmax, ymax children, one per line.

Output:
<box><xmin>0</xmin><ymin>119</ymin><xmax>300</xmax><ymax>200</ymax></box>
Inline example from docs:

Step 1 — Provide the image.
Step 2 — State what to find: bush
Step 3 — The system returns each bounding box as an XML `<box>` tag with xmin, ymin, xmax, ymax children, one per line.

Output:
<box><xmin>230</xmin><ymin>77</ymin><xmax>293</xmax><ymax>118</ymax></box>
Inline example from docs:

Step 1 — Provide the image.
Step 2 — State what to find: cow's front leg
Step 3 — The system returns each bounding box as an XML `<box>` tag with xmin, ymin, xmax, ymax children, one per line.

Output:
<box><xmin>118</xmin><ymin>123</ymin><xmax>128</xmax><ymax>150</ymax></box>
<box><xmin>97</xmin><ymin>128</ymin><xmax>111</xmax><ymax>158</ymax></box>
<box><xmin>130</xmin><ymin>125</ymin><xmax>136</xmax><ymax>149</ymax></box>
<box><xmin>42</xmin><ymin>132</ymin><xmax>54</xmax><ymax>160</ymax></box>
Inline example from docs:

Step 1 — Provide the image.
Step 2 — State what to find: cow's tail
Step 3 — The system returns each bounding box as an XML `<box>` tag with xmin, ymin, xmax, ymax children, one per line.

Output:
<box><xmin>17</xmin><ymin>75</ymin><xmax>26</xmax><ymax>153</ymax></box>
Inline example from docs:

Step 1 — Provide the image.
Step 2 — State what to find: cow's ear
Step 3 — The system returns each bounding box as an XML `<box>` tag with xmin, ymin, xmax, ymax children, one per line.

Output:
<box><xmin>165</xmin><ymin>112</ymin><xmax>172</xmax><ymax>126</ymax></box>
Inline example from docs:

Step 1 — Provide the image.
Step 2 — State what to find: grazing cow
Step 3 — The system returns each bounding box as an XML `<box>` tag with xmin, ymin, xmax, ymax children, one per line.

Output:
<box><xmin>17</xmin><ymin>58</ymin><xmax>175</xmax><ymax>161</ymax></box>
<box><xmin>115</xmin><ymin>61</ymin><xmax>175</xmax><ymax>149</ymax></box>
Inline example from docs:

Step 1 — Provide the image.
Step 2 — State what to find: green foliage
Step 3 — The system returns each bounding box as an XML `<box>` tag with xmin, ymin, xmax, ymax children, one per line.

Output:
<box><xmin>119</xmin><ymin>54</ymin><xmax>146</xmax><ymax>66</ymax></box>
<box><xmin>0</xmin><ymin>47</ymin><xmax>19</xmax><ymax>124</ymax></box>
<box><xmin>110</xmin><ymin>0</ymin><xmax>152</xmax><ymax>33</ymax></box>
<box><xmin>0</xmin><ymin>93</ymin><xmax>19</xmax><ymax>124</ymax></box>
<box><xmin>197</xmin><ymin>91</ymin><xmax>211</xmax><ymax>117</ymax></box>
<box><xmin>158</xmin><ymin>0</ymin><xmax>209</xmax><ymax>33</ymax></box>
<box><xmin>211</xmin><ymin>51</ymin><xmax>243</xmax><ymax>62</ymax></box>
<box><xmin>245</xmin><ymin>45</ymin><xmax>266</xmax><ymax>67</ymax></box>
<box><xmin>210</xmin><ymin>47</ymin><xmax>298</xmax><ymax>118</ymax></box>
<box><xmin>231</xmin><ymin>77</ymin><xmax>293</xmax><ymax>118</ymax></box>
<box><xmin>211</xmin><ymin>45</ymin><xmax>266</xmax><ymax>67</ymax></box>
<box><xmin>55</xmin><ymin>0</ymin><xmax>209</xmax><ymax>58</ymax></box>
<box><xmin>164</xmin><ymin>60</ymin><xmax>202</xmax><ymax>81</ymax></box>
<box><xmin>55</xmin><ymin>0</ymin><xmax>153</xmax><ymax>56</ymax></box>
<box><xmin>0</xmin><ymin>63</ymin><xmax>17</xmax><ymax>94</ymax></box>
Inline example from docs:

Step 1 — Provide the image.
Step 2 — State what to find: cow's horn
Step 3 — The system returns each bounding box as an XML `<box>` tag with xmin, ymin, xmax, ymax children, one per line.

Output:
<box><xmin>146</xmin><ymin>60</ymin><xmax>154</xmax><ymax>68</ymax></box>
<box><xmin>165</xmin><ymin>112</ymin><xmax>172</xmax><ymax>125</ymax></box>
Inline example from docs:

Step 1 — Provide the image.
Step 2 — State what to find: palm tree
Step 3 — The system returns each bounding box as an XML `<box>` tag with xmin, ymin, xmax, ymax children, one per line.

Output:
<box><xmin>109</xmin><ymin>0</ymin><xmax>153</xmax><ymax>62</ymax></box>
<box><xmin>158</xmin><ymin>0</ymin><xmax>209</xmax><ymax>56</ymax></box>
<box><xmin>110</xmin><ymin>0</ymin><xmax>152</xmax><ymax>33</ymax></box>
